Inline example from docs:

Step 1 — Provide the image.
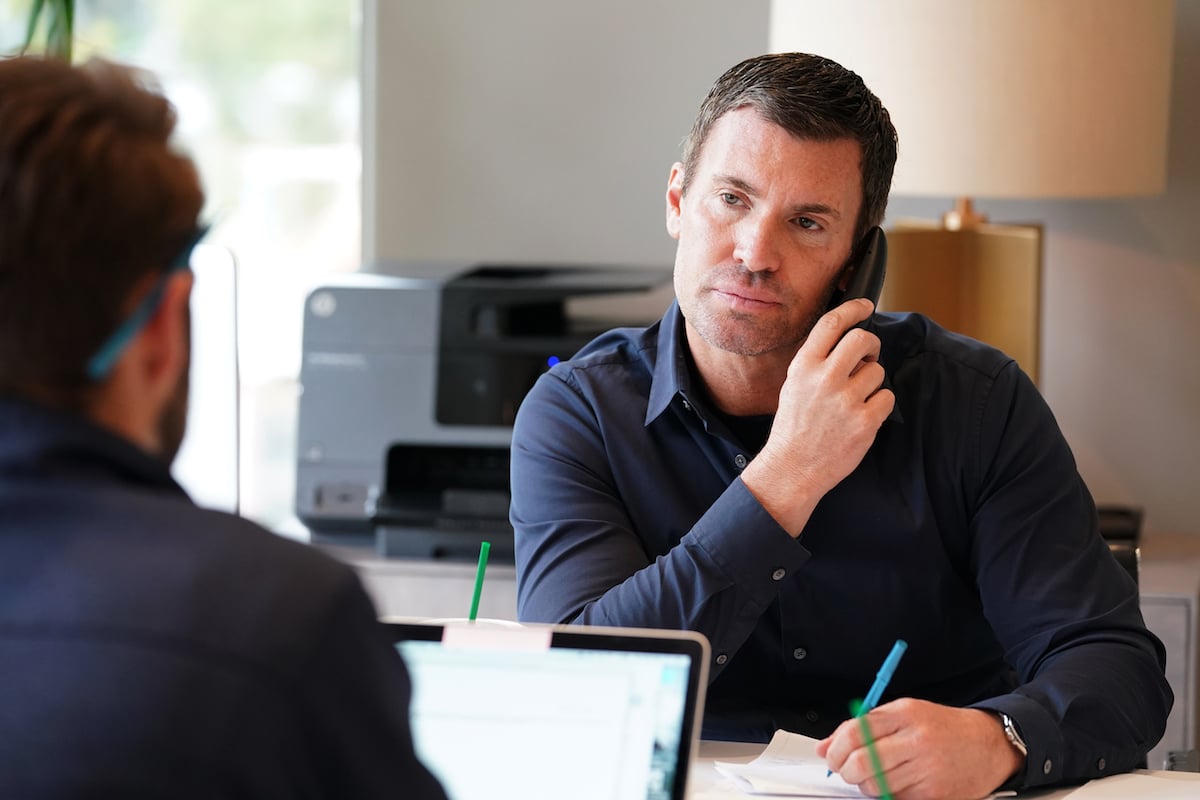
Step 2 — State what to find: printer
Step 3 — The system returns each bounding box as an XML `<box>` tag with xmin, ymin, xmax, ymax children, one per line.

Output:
<box><xmin>295</xmin><ymin>261</ymin><xmax>673</xmax><ymax>560</ymax></box>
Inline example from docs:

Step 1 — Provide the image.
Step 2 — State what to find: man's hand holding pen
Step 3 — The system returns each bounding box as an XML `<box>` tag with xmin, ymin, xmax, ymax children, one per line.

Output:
<box><xmin>817</xmin><ymin>699</ymin><xmax>1023</xmax><ymax>800</ymax></box>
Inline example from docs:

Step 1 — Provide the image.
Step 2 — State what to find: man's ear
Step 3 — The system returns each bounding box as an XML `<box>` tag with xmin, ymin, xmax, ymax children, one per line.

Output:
<box><xmin>86</xmin><ymin>269</ymin><xmax>194</xmax><ymax>454</ymax></box>
<box><xmin>142</xmin><ymin>270</ymin><xmax>194</xmax><ymax>387</ymax></box>
<box><xmin>665</xmin><ymin>162</ymin><xmax>685</xmax><ymax>241</ymax></box>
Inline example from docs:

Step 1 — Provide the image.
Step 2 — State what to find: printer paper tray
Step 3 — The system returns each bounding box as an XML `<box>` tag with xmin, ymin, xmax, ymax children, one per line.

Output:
<box><xmin>375</xmin><ymin>522</ymin><xmax>515</xmax><ymax>563</ymax></box>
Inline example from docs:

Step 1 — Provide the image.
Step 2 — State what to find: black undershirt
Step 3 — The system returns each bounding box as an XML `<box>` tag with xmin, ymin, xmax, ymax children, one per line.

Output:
<box><xmin>680</xmin><ymin>345</ymin><xmax>775</xmax><ymax>456</ymax></box>
<box><xmin>714</xmin><ymin>408</ymin><xmax>774</xmax><ymax>456</ymax></box>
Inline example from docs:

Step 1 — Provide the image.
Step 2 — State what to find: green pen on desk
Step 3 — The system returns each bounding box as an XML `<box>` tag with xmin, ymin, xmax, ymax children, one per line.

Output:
<box><xmin>467</xmin><ymin>541</ymin><xmax>491</xmax><ymax>622</ymax></box>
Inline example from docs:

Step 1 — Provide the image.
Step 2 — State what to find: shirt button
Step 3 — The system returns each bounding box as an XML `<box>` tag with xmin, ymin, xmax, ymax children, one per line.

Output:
<box><xmin>734</xmin><ymin>453</ymin><xmax>748</xmax><ymax>469</ymax></box>
<box><xmin>1043</xmin><ymin>759</ymin><xmax>1053</xmax><ymax>775</ymax></box>
<box><xmin>805</xmin><ymin>710</ymin><xmax>819</xmax><ymax>722</ymax></box>
<box><xmin>715</xmin><ymin>654</ymin><xmax>728</xmax><ymax>665</ymax></box>
<box><xmin>1097</xmin><ymin>758</ymin><xmax>1106</xmax><ymax>772</ymax></box>
<box><xmin>771</xmin><ymin>568</ymin><xmax>786</xmax><ymax>581</ymax></box>
<box><xmin>793</xmin><ymin>647</ymin><xmax>807</xmax><ymax>660</ymax></box>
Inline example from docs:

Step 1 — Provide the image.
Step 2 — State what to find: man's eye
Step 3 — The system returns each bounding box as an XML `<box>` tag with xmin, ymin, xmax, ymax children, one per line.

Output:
<box><xmin>720</xmin><ymin>193</ymin><xmax>741</xmax><ymax>206</ymax></box>
<box><xmin>794</xmin><ymin>216</ymin><xmax>820</xmax><ymax>230</ymax></box>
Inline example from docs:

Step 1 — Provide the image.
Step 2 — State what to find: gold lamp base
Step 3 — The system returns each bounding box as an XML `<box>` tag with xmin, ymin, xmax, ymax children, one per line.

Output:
<box><xmin>881</xmin><ymin>198</ymin><xmax>1042</xmax><ymax>384</ymax></box>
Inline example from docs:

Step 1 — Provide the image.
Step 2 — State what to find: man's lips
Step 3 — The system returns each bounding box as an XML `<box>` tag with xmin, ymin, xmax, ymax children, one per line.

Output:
<box><xmin>710</xmin><ymin>285</ymin><xmax>782</xmax><ymax>307</ymax></box>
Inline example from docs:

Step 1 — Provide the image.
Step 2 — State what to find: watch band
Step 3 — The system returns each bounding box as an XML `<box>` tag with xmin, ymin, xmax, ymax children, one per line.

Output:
<box><xmin>999</xmin><ymin>712</ymin><xmax>1029</xmax><ymax>759</ymax></box>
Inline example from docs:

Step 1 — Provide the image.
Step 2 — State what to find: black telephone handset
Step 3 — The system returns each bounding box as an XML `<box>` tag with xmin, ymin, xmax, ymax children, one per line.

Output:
<box><xmin>827</xmin><ymin>225</ymin><xmax>887</xmax><ymax>329</ymax></box>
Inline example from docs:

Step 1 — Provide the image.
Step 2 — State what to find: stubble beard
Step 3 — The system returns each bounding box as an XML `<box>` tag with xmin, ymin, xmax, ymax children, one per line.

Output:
<box><xmin>684</xmin><ymin>277</ymin><xmax>836</xmax><ymax>358</ymax></box>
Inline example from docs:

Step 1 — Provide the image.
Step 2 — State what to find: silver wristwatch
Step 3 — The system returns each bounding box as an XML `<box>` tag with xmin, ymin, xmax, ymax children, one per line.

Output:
<box><xmin>999</xmin><ymin>712</ymin><xmax>1028</xmax><ymax>759</ymax></box>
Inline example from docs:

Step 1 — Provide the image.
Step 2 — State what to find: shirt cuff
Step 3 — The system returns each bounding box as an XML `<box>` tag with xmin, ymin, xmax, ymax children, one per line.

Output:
<box><xmin>971</xmin><ymin>693</ymin><xmax>1064</xmax><ymax>790</ymax></box>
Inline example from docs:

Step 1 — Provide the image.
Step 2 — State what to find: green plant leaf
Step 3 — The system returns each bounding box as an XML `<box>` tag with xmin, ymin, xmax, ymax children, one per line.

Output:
<box><xmin>21</xmin><ymin>0</ymin><xmax>48</xmax><ymax>54</ymax></box>
<box><xmin>46</xmin><ymin>0</ymin><xmax>74</xmax><ymax>62</ymax></box>
<box><xmin>20</xmin><ymin>0</ymin><xmax>74</xmax><ymax>61</ymax></box>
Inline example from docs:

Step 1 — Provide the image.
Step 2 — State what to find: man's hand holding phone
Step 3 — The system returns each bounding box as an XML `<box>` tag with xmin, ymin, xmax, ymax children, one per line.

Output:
<box><xmin>741</xmin><ymin>298</ymin><xmax>895</xmax><ymax>537</ymax></box>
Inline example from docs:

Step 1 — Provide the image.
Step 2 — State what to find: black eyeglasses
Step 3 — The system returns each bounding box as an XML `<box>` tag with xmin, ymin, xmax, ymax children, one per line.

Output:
<box><xmin>84</xmin><ymin>226</ymin><xmax>210</xmax><ymax>381</ymax></box>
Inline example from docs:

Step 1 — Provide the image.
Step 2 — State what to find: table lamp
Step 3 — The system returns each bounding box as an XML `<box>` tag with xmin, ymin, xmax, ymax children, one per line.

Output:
<box><xmin>769</xmin><ymin>0</ymin><xmax>1175</xmax><ymax>383</ymax></box>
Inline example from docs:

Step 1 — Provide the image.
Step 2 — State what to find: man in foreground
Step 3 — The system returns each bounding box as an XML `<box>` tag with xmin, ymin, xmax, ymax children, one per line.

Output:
<box><xmin>511</xmin><ymin>52</ymin><xmax>1171</xmax><ymax>799</ymax></box>
<box><xmin>0</xmin><ymin>56</ymin><xmax>445</xmax><ymax>798</ymax></box>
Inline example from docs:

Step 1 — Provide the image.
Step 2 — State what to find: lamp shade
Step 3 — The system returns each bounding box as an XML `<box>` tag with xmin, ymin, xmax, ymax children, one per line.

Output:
<box><xmin>769</xmin><ymin>0</ymin><xmax>1174</xmax><ymax>198</ymax></box>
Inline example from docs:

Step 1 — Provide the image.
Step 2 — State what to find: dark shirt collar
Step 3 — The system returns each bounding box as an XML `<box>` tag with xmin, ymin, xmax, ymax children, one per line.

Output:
<box><xmin>646</xmin><ymin>300</ymin><xmax>693</xmax><ymax>426</ymax></box>
<box><xmin>0</xmin><ymin>395</ymin><xmax>186</xmax><ymax>495</ymax></box>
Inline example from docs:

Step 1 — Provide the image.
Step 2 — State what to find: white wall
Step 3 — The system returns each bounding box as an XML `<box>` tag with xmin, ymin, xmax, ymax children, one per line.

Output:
<box><xmin>365</xmin><ymin>1</ymin><xmax>1199</xmax><ymax>538</ymax></box>
<box><xmin>364</xmin><ymin>0</ymin><xmax>769</xmax><ymax>266</ymax></box>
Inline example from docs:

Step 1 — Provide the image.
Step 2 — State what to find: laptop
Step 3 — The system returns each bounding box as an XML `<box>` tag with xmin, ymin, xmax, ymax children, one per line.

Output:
<box><xmin>385</xmin><ymin>620</ymin><xmax>710</xmax><ymax>800</ymax></box>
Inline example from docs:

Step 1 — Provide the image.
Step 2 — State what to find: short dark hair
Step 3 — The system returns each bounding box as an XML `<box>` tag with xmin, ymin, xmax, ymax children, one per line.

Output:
<box><xmin>680</xmin><ymin>52</ymin><xmax>898</xmax><ymax>241</ymax></box>
<box><xmin>0</xmin><ymin>56</ymin><xmax>203</xmax><ymax>406</ymax></box>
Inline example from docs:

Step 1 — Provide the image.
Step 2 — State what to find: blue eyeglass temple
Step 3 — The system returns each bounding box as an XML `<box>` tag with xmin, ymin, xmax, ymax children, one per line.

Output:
<box><xmin>84</xmin><ymin>226</ymin><xmax>210</xmax><ymax>381</ymax></box>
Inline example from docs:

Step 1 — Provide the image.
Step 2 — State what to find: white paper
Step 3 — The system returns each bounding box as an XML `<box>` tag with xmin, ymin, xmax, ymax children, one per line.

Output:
<box><xmin>712</xmin><ymin>730</ymin><xmax>1021</xmax><ymax>798</ymax></box>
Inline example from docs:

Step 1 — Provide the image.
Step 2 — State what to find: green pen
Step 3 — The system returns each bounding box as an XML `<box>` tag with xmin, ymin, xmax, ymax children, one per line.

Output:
<box><xmin>851</xmin><ymin>698</ymin><xmax>893</xmax><ymax>800</ymax></box>
<box><xmin>467</xmin><ymin>541</ymin><xmax>491</xmax><ymax>622</ymax></box>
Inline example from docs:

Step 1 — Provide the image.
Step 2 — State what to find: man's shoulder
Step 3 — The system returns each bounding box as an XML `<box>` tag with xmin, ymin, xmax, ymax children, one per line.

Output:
<box><xmin>513</xmin><ymin>320</ymin><xmax>664</xmax><ymax>442</ymax></box>
<box><xmin>212</xmin><ymin>514</ymin><xmax>356</xmax><ymax>582</ymax></box>
<box><xmin>558</xmin><ymin>322</ymin><xmax>659</xmax><ymax>374</ymax></box>
<box><xmin>142</xmin><ymin>499</ymin><xmax>366</xmax><ymax>619</ymax></box>
<box><xmin>2</xmin><ymin>479</ymin><xmax>370</xmax><ymax>659</ymax></box>
<box><xmin>168</xmin><ymin>501</ymin><xmax>345</xmax><ymax>570</ymax></box>
<box><xmin>534</xmin><ymin>322</ymin><xmax>660</xmax><ymax>402</ymax></box>
<box><xmin>89</xmin><ymin>485</ymin><xmax>349</xmax><ymax>575</ymax></box>
<box><xmin>875</xmin><ymin>311</ymin><xmax>1015</xmax><ymax>382</ymax></box>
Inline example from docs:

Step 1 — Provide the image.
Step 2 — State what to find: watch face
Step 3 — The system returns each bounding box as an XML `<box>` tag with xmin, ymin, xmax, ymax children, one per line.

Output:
<box><xmin>1001</xmin><ymin>713</ymin><xmax>1028</xmax><ymax>756</ymax></box>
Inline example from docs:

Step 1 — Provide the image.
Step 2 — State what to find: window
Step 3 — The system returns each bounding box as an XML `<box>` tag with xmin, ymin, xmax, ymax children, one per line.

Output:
<box><xmin>3</xmin><ymin>0</ymin><xmax>361</xmax><ymax>533</ymax></box>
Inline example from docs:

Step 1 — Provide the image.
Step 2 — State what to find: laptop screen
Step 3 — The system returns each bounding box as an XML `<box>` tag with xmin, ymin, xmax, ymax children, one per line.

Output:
<box><xmin>388</xmin><ymin>622</ymin><xmax>709</xmax><ymax>800</ymax></box>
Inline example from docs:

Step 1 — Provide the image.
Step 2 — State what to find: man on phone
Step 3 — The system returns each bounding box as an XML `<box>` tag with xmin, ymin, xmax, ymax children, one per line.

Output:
<box><xmin>511</xmin><ymin>52</ymin><xmax>1170</xmax><ymax>799</ymax></box>
<box><xmin>0</xmin><ymin>56</ymin><xmax>446</xmax><ymax>798</ymax></box>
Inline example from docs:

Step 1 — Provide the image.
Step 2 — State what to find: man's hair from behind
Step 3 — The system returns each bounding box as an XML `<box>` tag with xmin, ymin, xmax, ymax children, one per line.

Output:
<box><xmin>680</xmin><ymin>52</ymin><xmax>898</xmax><ymax>243</ymax></box>
<box><xmin>0</xmin><ymin>56</ymin><xmax>204</xmax><ymax>408</ymax></box>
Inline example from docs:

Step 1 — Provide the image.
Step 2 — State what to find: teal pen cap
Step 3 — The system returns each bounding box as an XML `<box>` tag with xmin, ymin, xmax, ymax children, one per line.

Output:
<box><xmin>862</xmin><ymin>639</ymin><xmax>908</xmax><ymax>710</ymax></box>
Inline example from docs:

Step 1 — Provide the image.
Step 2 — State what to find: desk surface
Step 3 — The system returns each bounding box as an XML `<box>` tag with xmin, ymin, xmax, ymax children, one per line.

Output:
<box><xmin>688</xmin><ymin>740</ymin><xmax>1200</xmax><ymax>799</ymax></box>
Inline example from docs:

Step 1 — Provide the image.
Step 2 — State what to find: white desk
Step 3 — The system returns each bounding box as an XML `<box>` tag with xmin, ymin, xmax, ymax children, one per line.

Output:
<box><xmin>687</xmin><ymin>740</ymin><xmax>1200</xmax><ymax>799</ymax></box>
<box><xmin>689</xmin><ymin>740</ymin><xmax>761</xmax><ymax>799</ymax></box>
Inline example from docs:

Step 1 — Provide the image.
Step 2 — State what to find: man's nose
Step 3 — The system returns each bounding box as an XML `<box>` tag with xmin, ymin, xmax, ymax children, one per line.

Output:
<box><xmin>731</xmin><ymin>214</ymin><xmax>781</xmax><ymax>273</ymax></box>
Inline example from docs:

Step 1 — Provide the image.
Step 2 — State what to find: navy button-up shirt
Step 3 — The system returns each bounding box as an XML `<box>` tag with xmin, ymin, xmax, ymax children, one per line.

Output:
<box><xmin>511</xmin><ymin>302</ymin><xmax>1171</xmax><ymax>790</ymax></box>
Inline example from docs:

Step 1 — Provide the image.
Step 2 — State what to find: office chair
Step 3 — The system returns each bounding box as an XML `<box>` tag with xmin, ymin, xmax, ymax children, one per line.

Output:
<box><xmin>1096</xmin><ymin>505</ymin><xmax>1153</xmax><ymax>770</ymax></box>
<box><xmin>1097</xmin><ymin>505</ymin><xmax>1142</xmax><ymax>587</ymax></box>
